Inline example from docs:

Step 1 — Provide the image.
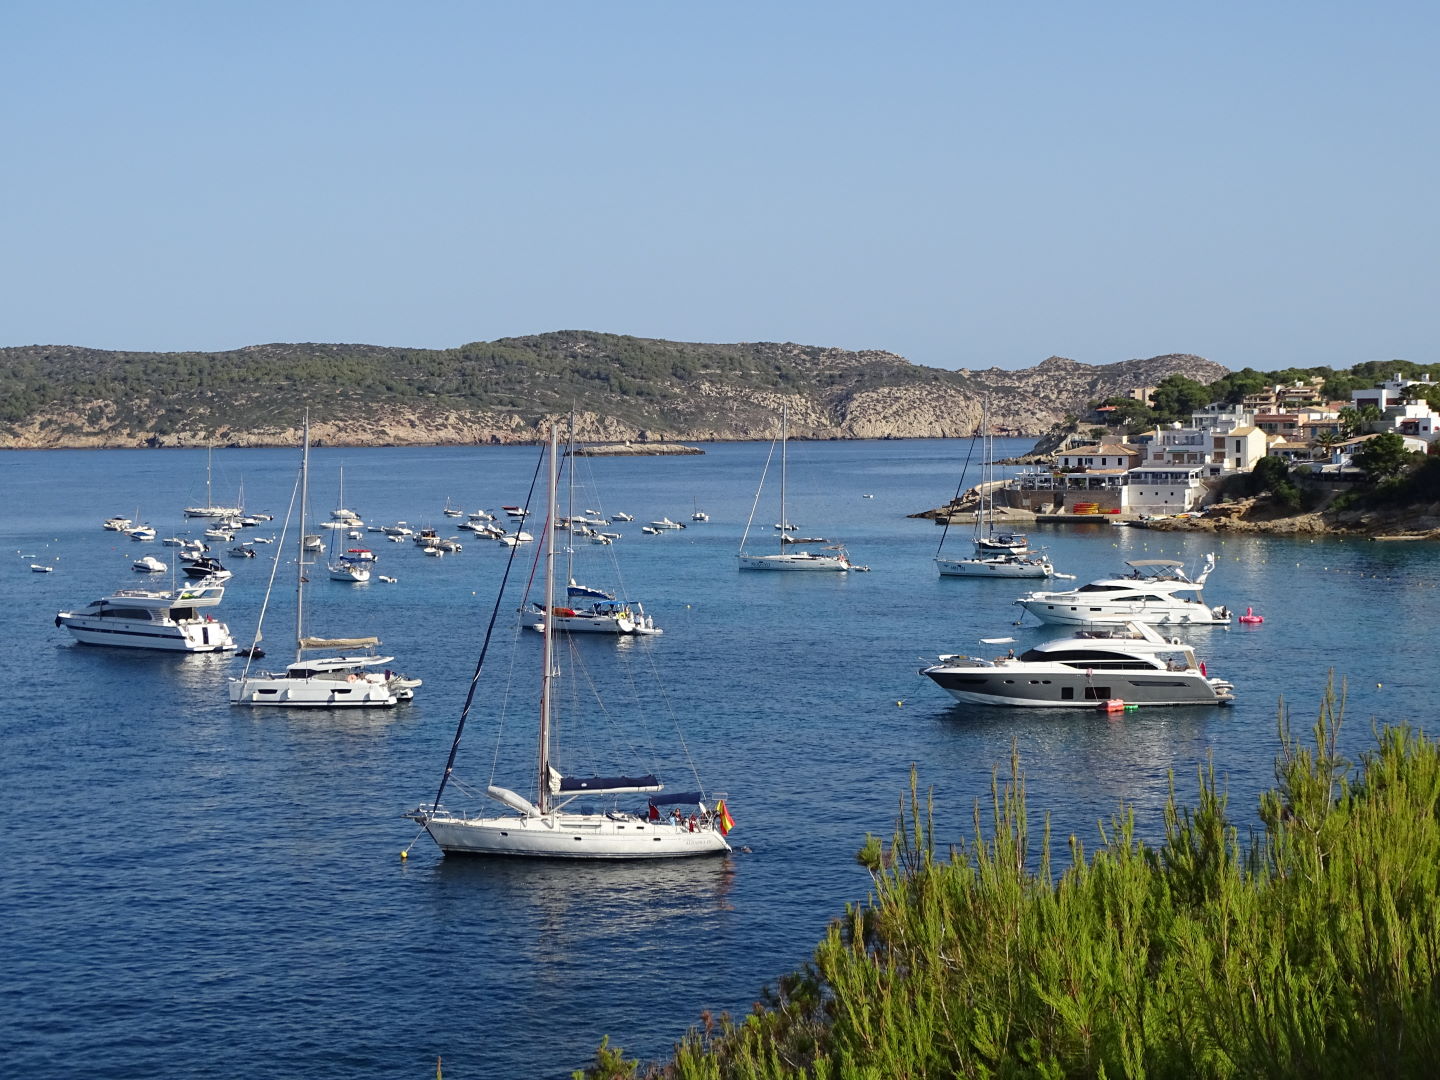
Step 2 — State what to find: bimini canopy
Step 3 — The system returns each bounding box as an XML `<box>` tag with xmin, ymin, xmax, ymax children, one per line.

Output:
<box><xmin>647</xmin><ymin>791</ymin><xmax>707</xmax><ymax>807</ymax></box>
<box><xmin>300</xmin><ymin>636</ymin><xmax>380</xmax><ymax>650</ymax></box>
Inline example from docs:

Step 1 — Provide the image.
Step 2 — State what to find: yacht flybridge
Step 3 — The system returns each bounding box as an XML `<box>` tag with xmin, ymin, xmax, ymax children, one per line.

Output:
<box><xmin>920</xmin><ymin>621</ymin><xmax>1235</xmax><ymax>708</ymax></box>
<box><xmin>56</xmin><ymin>583</ymin><xmax>235</xmax><ymax>653</ymax></box>
<box><xmin>1015</xmin><ymin>555</ymin><xmax>1230</xmax><ymax>627</ymax></box>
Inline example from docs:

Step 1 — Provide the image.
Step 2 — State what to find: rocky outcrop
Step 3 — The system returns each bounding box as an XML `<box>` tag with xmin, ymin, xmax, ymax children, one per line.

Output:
<box><xmin>0</xmin><ymin>336</ymin><xmax>1227</xmax><ymax>449</ymax></box>
<box><xmin>1147</xmin><ymin>494</ymin><xmax>1440</xmax><ymax>538</ymax></box>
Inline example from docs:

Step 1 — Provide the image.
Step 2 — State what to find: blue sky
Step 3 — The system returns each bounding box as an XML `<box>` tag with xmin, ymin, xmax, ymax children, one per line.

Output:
<box><xmin>3</xmin><ymin>1</ymin><xmax>1435</xmax><ymax>370</ymax></box>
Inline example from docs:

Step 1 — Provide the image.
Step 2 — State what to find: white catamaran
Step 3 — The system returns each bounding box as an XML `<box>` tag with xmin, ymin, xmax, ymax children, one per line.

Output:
<box><xmin>229</xmin><ymin>416</ymin><xmax>419</xmax><ymax>708</ymax></box>
<box><xmin>409</xmin><ymin>424</ymin><xmax>733</xmax><ymax>858</ymax></box>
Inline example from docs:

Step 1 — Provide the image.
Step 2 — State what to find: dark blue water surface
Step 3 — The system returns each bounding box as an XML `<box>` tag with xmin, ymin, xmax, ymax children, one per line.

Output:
<box><xmin>2</xmin><ymin>438</ymin><xmax>1435</xmax><ymax>1078</ymax></box>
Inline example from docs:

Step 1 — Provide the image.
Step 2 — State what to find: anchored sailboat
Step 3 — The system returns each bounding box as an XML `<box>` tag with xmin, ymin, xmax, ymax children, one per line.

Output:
<box><xmin>935</xmin><ymin>399</ymin><xmax>1055</xmax><ymax>579</ymax></box>
<box><xmin>408</xmin><ymin>424</ymin><xmax>732</xmax><ymax>858</ymax></box>
<box><xmin>229</xmin><ymin>415</ymin><xmax>419</xmax><ymax>707</ymax></box>
<box><xmin>183</xmin><ymin>443</ymin><xmax>243</xmax><ymax>519</ymax></box>
<box><xmin>738</xmin><ymin>405</ymin><xmax>857</xmax><ymax>571</ymax></box>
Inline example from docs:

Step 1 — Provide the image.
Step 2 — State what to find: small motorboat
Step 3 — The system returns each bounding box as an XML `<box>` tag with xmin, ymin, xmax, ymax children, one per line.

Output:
<box><xmin>31</xmin><ymin>563</ymin><xmax>55</xmax><ymax>573</ymax></box>
<box><xmin>133</xmin><ymin>555</ymin><xmax>167</xmax><ymax>573</ymax></box>
<box><xmin>1238</xmin><ymin>607</ymin><xmax>1264</xmax><ymax>624</ymax></box>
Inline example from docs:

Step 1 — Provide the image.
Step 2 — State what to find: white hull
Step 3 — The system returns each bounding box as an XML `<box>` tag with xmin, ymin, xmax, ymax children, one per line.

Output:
<box><xmin>526</xmin><ymin>613</ymin><xmax>633</xmax><ymax>634</ymax></box>
<box><xmin>183</xmin><ymin>506</ymin><xmax>242</xmax><ymax>519</ymax></box>
<box><xmin>229</xmin><ymin>671</ymin><xmax>401</xmax><ymax>707</ymax></box>
<box><xmin>738</xmin><ymin>552</ymin><xmax>850</xmax><ymax>571</ymax></box>
<box><xmin>937</xmin><ymin>557</ymin><xmax>1050</xmax><ymax>578</ymax></box>
<box><xmin>930</xmin><ymin>680</ymin><xmax>1228</xmax><ymax>708</ymax></box>
<box><xmin>59</xmin><ymin>616</ymin><xmax>234</xmax><ymax>652</ymax></box>
<box><xmin>421</xmin><ymin>812</ymin><xmax>730</xmax><ymax>859</ymax></box>
<box><xmin>1016</xmin><ymin>600</ymin><xmax>1228</xmax><ymax>626</ymax></box>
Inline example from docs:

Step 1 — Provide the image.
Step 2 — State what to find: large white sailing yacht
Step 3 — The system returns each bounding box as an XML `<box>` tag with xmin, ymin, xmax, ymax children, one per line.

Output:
<box><xmin>409</xmin><ymin>424</ymin><xmax>732</xmax><ymax>858</ymax></box>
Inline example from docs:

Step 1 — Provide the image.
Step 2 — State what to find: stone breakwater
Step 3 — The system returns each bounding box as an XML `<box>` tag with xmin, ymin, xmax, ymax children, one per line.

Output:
<box><xmin>572</xmin><ymin>443</ymin><xmax>704</xmax><ymax>456</ymax></box>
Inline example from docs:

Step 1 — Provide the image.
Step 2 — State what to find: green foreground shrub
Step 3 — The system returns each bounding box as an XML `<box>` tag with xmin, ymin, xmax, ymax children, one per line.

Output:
<box><xmin>580</xmin><ymin>683</ymin><xmax>1440</xmax><ymax>1078</ymax></box>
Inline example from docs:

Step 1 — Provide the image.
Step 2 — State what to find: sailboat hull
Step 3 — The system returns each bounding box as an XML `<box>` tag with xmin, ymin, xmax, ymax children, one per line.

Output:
<box><xmin>936</xmin><ymin>557</ymin><xmax>1051</xmax><ymax>578</ymax></box>
<box><xmin>229</xmin><ymin>673</ymin><xmax>400</xmax><ymax>707</ymax></box>
<box><xmin>420</xmin><ymin>812</ymin><xmax>731</xmax><ymax>858</ymax></box>
<box><xmin>738</xmin><ymin>553</ymin><xmax>849</xmax><ymax>571</ymax></box>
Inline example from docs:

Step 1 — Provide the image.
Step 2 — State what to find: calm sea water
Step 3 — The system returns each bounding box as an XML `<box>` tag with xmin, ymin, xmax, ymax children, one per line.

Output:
<box><xmin>2</xmin><ymin>438</ymin><xmax>1435</xmax><ymax>1078</ymax></box>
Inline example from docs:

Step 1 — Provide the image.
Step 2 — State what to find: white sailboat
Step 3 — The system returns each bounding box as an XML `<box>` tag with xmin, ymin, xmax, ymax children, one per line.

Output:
<box><xmin>321</xmin><ymin>464</ymin><xmax>364</xmax><ymax>529</ymax></box>
<box><xmin>326</xmin><ymin>467</ymin><xmax>372</xmax><ymax>583</ymax></box>
<box><xmin>738</xmin><ymin>405</ymin><xmax>856</xmax><ymax>571</ymax></box>
<box><xmin>935</xmin><ymin>399</ymin><xmax>1055</xmax><ymax>579</ymax></box>
<box><xmin>519</xmin><ymin>417</ymin><xmax>661</xmax><ymax>635</ymax></box>
<box><xmin>229</xmin><ymin>416</ymin><xmax>419</xmax><ymax>708</ymax></box>
<box><xmin>183</xmin><ymin>444</ymin><xmax>243</xmax><ymax>518</ymax></box>
<box><xmin>408</xmin><ymin>424</ymin><xmax>732</xmax><ymax>858</ymax></box>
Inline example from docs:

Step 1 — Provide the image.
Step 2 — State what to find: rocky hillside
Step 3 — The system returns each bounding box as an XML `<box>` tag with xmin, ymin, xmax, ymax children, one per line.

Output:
<box><xmin>0</xmin><ymin>334</ymin><xmax>1226</xmax><ymax>448</ymax></box>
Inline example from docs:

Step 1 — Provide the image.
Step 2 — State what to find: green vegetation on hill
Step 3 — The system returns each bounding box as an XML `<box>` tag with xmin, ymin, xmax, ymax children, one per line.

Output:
<box><xmin>1087</xmin><ymin>362</ymin><xmax>1440</xmax><ymax>435</ymax></box>
<box><xmin>0</xmin><ymin>333</ymin><xmax>926</xmax><ymax>435</ymax></box>
<box><xmin>0</xmin><ymin>334</ymin><xmax>1226</xmax><ymax>446</ymax></box>
<box><xmin>581</xmin><ymin>684</ymin><xmax>1440</xmax><ymax>1078</ymax></box>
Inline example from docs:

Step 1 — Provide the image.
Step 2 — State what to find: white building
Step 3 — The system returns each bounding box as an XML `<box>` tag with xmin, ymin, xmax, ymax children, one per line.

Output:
<box><xmin>1122</xmin><ymin>467</ymin><xmax>1207</xmax><ymax>515</ymax></box>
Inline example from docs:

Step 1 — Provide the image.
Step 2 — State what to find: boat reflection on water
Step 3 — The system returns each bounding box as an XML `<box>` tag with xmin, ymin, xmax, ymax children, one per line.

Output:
<box><xmin>428</xmin><ymin>855</ymin><xmax>738</xmax><ymax>935</ymax></box>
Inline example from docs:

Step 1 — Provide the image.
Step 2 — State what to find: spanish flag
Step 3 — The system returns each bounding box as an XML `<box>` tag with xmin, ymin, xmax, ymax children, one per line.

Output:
<box><xmin>716</xmin><ymin>799</ymin><xmax>735</xmax><ymax>836</ymax></box>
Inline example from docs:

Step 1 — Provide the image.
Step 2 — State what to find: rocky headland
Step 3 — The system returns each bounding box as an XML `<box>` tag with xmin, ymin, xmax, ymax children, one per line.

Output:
<box><xmin>0</xmin><ymin>334</ymin><xmax>1225</xmax><ymax>449</ymax></box>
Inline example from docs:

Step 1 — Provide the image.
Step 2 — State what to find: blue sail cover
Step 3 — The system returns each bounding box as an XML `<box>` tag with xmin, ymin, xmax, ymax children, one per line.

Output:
<box><xmin>647</xmin><ymin>791</ymin><xmax>705</xmax><ymax>807</ymax></box>
<box><xmin>557</xmin><ymin>773</ymin><xmax>661</xmax><ymax>794</ymax></box>
<box><xmin>567</xmin><ymin>583</ymin><xmax>614</xmax><ymax>600</ymax></box>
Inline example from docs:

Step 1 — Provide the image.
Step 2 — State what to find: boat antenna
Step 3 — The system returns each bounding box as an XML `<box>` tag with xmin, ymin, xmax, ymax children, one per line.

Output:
<box><xmin>429</xmin><ymin>437</ymin><xmax>547</xmax><ymax>813</ymax></box>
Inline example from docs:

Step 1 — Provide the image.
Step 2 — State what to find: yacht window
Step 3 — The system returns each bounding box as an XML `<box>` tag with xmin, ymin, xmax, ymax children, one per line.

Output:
<box><xmin>102</xmin><ymin>607</ymin><xmax>152</xmax><ymax>620</ymax></box>
<box><xmin>1083</xmin><ymin>686</ymin><xmax>1112</xmax><ymax>700</ymax></box>
<box><xmin>1061</xmin><ymin>687</ymin><xmax>1074</xmax><ymax>700</ymax></box>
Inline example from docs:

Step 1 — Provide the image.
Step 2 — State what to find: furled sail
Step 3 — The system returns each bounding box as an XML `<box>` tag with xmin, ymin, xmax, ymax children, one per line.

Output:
<box><xmin>299</xmin><ymin>635</ymin><xmax>380</xmax><ymax>650</ymax></box>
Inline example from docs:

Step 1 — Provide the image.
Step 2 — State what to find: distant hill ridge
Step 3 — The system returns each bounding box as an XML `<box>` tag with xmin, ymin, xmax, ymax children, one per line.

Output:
<box><xmin>0</xmin><ymin>332</ymin><xmax>1226</xmax><ymax>448</ymax></box>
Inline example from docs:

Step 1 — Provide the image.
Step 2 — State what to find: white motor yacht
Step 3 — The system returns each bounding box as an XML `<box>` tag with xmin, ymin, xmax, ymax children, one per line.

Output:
<box><xmin>1014</xmin><ymin>554</ymin><xmax>1230</xmax><ymax>627</ymax></box>
<box><xmin>132</xmin><ymin>555</ymin><xmax>167</xmax><ymax>573</ymax></box>
<box><xmin>920</xmin><ymin>622</ymin><xmax>1235</xmax><ymax>708</ymax></box>
<box><xmin>56</xmin><ymin>583</ymin><xmax>235</xmax><ymax>652</ymax></box>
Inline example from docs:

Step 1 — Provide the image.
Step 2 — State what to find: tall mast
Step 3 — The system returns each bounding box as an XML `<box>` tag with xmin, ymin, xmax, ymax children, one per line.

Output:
<box><xmin>565</xmin><ymin>410</ymin><xmax>576</xmax><ymax>586</ymax></box>
<box><xmin>778</xmin><ymin>404</ymin><xmax>788</xmax><ymax>552</ymax></box>
<box><xmin>295</xmin><ymin>413</ymin><xmax>309</xmax><ymax>663</ymax></box>
<box><xmin>205</xmin><ymin>443</ymin><xmax>213</xmax><ymax>510</ymax></box>
<box><xmin>537</xmin><ymin>423</ymin><xmax>558</xmax><ymax>814</ymax></box>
